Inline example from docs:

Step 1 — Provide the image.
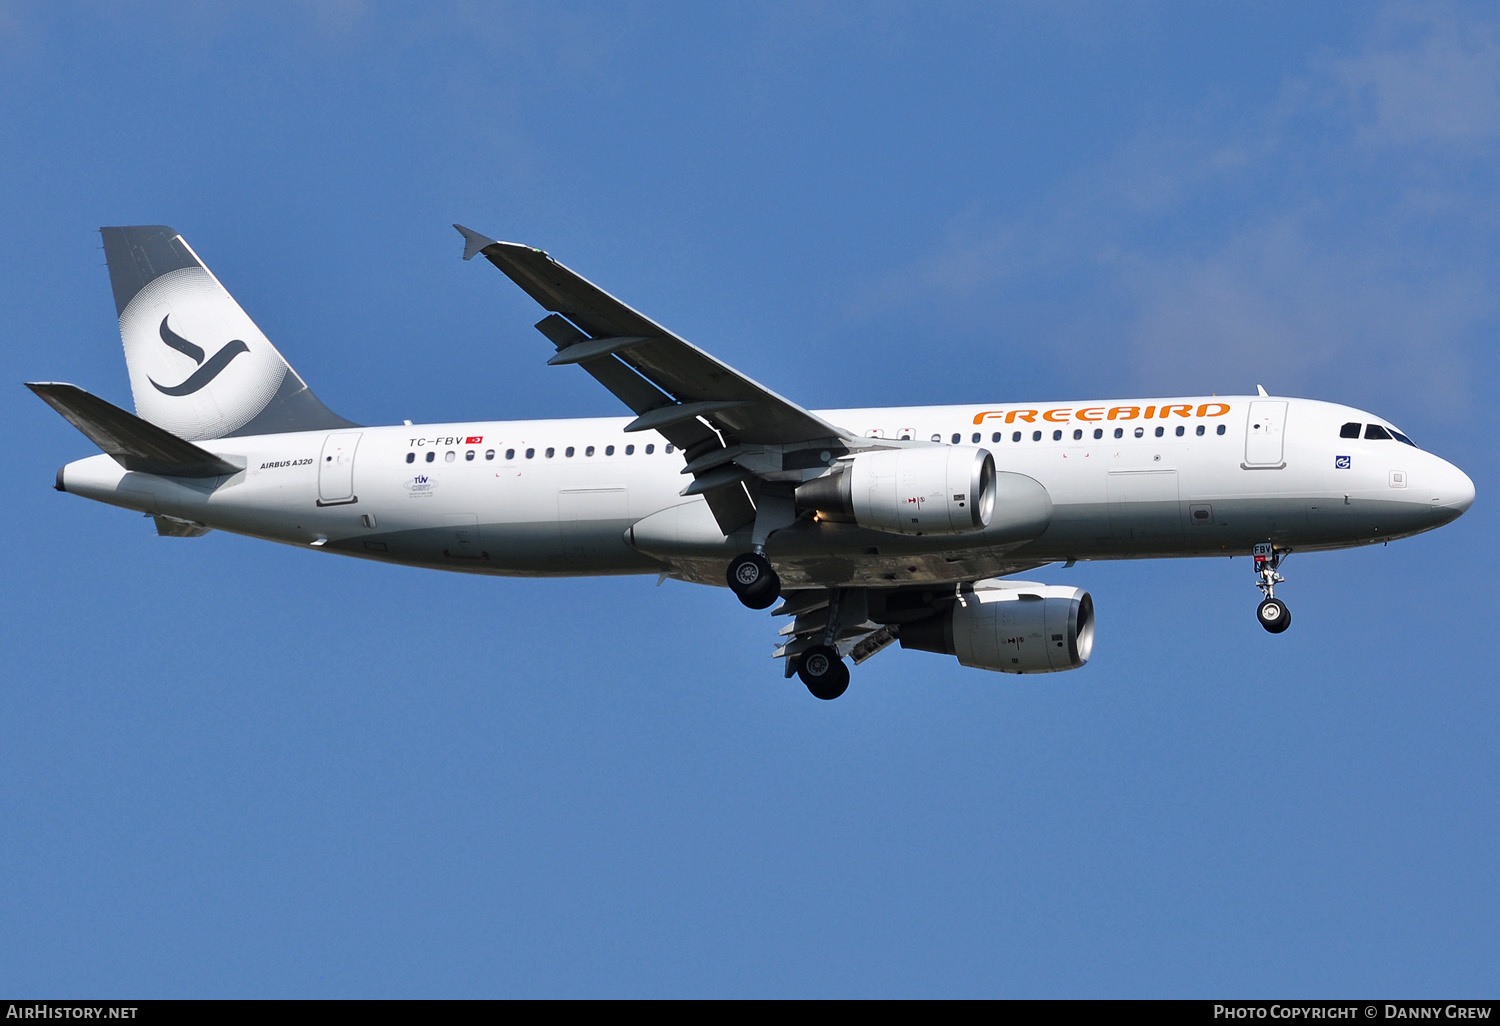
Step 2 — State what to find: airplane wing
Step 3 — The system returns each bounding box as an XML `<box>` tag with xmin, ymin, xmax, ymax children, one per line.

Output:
<box><xmin>456</xmin><ymin>226</ymin><xmax>861</xmax><ymax>534</ymax></box>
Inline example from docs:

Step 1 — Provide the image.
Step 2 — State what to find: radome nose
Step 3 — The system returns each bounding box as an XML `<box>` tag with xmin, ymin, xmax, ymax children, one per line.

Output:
<box><xmin>1433</xmin><ymin>459</ymin><xmax>1474</xmax><ymax>521</ymax></box>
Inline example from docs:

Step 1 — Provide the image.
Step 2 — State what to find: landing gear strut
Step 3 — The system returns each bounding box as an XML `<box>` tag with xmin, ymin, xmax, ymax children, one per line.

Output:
<box><xmin>730</xmin><ymin>491</ymin><xmax>794</xmax><ymax>610</ymax></box>
<box><xmin>727</xmin><ymin>551</ymin><xmax>780</xmax><ymax>610</ymax></box>
<box><xmin>1253</xmin><ymin>543</ymin><xmax>1292</xmax><ymax>634</ymax></box>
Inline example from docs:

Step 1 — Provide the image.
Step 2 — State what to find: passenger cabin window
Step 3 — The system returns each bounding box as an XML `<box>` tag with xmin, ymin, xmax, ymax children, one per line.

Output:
<box><xmin>445</xmin><ymin>451</ymin><xmax>456</xmax><ymax>463</ymax></box>
<box><xmin>625</xmin><ymin>445</ymin><xmax>635</xmax><ymax>455</ymax></box>
<box><xmin>1216</xmin><ymin>425</ymin><xmax>1226</xmax><ymax>435</ymax></box>
<box><xmin>1134</xmin><ymin>427</ymin><xmax>1144</xmax><ymax>438</ymax></box>
<box><xmin>586</xmin><ymin>445</ymin><xmax>595</xmax><ymax>457</ymax></box>
<box><xmin>525</xmin><ymin>448</ymin><xmax>534</xmax><ymax>459</ymax></box>
<box><xmin>645</xmin><ymin>444</ymin><xmax>654</xmax><ymax>454</ymax></box>
<box><xmin>1032</xmin><ymin>430</ymin><xmax>1042</xmax><ymax>442</ymax></box>
<box><xmin>605</xmin><ymin>445</ymin><xmax>615</xmax><ymax>455</ymax></box>
<box><xmin>505</xmin><ymin>449</ymin><xmax>515</xmax><ymax>460</ymax></box>
<box><xmin>1073</xmin><ymin>429</ymin><xmax>1083</xmax><ymax>440</ymax></box>
<box><xmin>465</xmin><ymin>450</ymin><xmax>475</xmax><ymax>461</ymax></box>
<box><xmin>1175</xmin><ymin>426</ymin><xmax>1184</xmax><ymax>436</ymax></box>
<box><xmin>1364</xmin><ymin>424</ymin><xmax>1392</xmax><ymax>440</ymax></box>
<box><xmin>426</xmin><ymin>452</ymin><xmax>435</xmax><ymax>463</ymax></box>
<box><xmin>992</xmin><ymin>432</ymin><xmax>1002</xmax><ymax>443</ymax></box>
<box><xmin>545</xmin><ymin>447</ymin><xmax>554</xmax><ymax>458</ymax></box>
<box><xmin>485</xmin><ymin>449</ymin><xmax>495</xmax><ymax>460</ymax></box>
<box><xmin>1093</xmin><ymin>429</ymin><xmax>1103</xmax><ymax>439</ymax></box>
<box><xmin>1195</xmin><ymin>425</ymin><xmax>1205</xmax><ymax>436</ymax></box>
<box><xmin>1154</xmin><ymin>426</ymin><xmax>1164</xmax><ymax>437</ymax></box>
<box><xmin>951</xmin><ymin>433</ymin><xmax>961</xmax><ymax>444</ymax></box>
<box><xmin>1114</xmin><ymin>428</ymin><xmax>1123</xmax><ymax>439</ymax></box>
<box><xmin>406</xmin><ymin>452</ymin><xmax>415</xmax><ymax>464</ymax></box>
<box><xmin>1012</xmin><ymin>431</ymin><xmax>1022</xmax><ymax>442</ymax></box>
<box><xmin>971</xmin><ymin>433</ymin><xmax>981</xmax><ymax>443</ymax></box>
<box><xmin>1052</xmin><ymin>430</ymin><xmax>1062</xmax><ymax>441</ymax></box>
<box><xmin>565</xmin><ymin>446</ymin><xmax>575</xmax><ymax>457</ymax></box>
<box><xmin>931</xmin><ymin>434</ymin><xmax>941</xmax><ymax>442</ymax></box>
<box><xmin>665</xmin><ymin>444</ymin><xmax>674</xmax><ymax>454</ymax></box>
<box><xmin>1340</xmin><ymin>422</ymin><xmax>1362</xmax><ymax>439</ymax></box>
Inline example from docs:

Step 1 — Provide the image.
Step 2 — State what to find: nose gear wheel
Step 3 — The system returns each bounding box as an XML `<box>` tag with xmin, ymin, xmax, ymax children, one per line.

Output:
<box><xmin>1252</xmin><ymin>544</ymin><xmax>1292</xmax><ymax>634</ymax></box>
<box><xmin>1257</xmin><ymin>597</ymin><xmax>1291</xmax><ymax>633</ymax></box>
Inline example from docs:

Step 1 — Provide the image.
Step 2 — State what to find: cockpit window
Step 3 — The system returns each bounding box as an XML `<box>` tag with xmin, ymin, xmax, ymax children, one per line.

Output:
<box><xmin>1391</xmin><ymin>430</ymin><xmax>1416</xmax><ymax>447</ymax></box>
<box><xmin>1364</xmin><ymin>424</ymin><xmax>1392</xmax><ymax>440</ymax></box>
<box><xmin>1340</xmin><ymin>422</ymin><xmax>1361</xmax><ymax>439</ymax></box>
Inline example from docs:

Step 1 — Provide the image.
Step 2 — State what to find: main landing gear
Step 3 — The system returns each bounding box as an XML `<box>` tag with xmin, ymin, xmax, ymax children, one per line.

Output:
<box><xmin>790</xmin><ymin>588</ymin><xmax>857</xmax><ymax>700</ymax></box>
<box><xmin>729</xmin><ymin>491</ymin><xmax>794</xmax><ymax>610</ymax></box>
<box><xmin>1253</xmin><ymin>543</ymin><xmax>1291</xmax><ymax>634</ymax></box>
<box><xmin>796</xmin><ymin>643</ymin><xmax>850</xmax><ymax>701</ymax></box>
<box><xmin>725</xmin><ymin>552</ymin><xmax>849</xmax><ymax>699</ymax></box>
<box><xmin>727</xmin><ymin>551</ymin><xmax>781</xmax><ymax>610</ymax></box>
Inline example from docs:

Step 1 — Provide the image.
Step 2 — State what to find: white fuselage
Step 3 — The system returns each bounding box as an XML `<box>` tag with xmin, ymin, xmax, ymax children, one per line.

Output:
<box><xmin>57</xmin><ymin>394</ymin><xmax>1474</xmax><ymax>590</ymax></box>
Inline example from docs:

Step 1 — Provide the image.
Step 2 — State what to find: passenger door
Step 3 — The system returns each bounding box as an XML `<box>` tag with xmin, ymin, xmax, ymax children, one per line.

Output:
<box><xmin>317</xmin><ymin>432</ymin><xmax>362</xmax><ymax>506</ymax></box>
<box><xmin>1244</xmin><ymin>401</ymin><xmax>1287</xmax><ymax>468</ymax></box>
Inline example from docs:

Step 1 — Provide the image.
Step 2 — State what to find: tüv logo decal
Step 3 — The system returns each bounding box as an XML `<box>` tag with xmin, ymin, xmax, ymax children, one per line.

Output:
<box><xmin>149</xmin><ymin>315</ymin><xmax>249</xmax><ymax>396</ymax></box>
<box><xmin>403</xmin><ymin>474</ymin><xmax>438</xmax><ymax>498</ymax></box>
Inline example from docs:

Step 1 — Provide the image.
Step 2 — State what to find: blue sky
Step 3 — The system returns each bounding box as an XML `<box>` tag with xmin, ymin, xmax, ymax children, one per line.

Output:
<box><xmin>2</xmin><ymin>1</ymin><xmax>1496</xmax><ymax>998</ymax></box>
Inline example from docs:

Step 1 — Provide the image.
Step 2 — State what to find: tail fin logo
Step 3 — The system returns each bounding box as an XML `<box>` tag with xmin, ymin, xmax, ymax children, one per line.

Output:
<box><xmin>149</xmin><ymin>315</ymin><xmax>250</xmax><ymax>397</ymax></box>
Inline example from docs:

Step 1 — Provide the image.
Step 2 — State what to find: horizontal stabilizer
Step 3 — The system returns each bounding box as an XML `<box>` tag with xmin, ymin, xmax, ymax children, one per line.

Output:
<box><xmin>27</xmin><ymin>382</ymin><xmax>242</xmax><ymax>478</ymax></box>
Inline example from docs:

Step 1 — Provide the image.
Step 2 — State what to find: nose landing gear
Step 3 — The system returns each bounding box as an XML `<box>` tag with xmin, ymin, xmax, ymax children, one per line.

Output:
<box><xmin>1253</xmin><ymin>543</ymin><xmax>1292</xmax><ymax>634</ymax></box>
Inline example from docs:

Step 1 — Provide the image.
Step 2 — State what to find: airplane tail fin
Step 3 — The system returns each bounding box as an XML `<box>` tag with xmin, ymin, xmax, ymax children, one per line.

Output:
<box><xmin>101</xmin><ymin>225</ymin><xmax>356</xmax><ymax>441</ymax></box>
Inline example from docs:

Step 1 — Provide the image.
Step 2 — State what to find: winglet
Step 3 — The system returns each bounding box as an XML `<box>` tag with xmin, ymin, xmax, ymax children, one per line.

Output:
<box><xmin>454</xmin><ymin>224</ymin><xmax>497</xmax><ymax>261</ymax></box>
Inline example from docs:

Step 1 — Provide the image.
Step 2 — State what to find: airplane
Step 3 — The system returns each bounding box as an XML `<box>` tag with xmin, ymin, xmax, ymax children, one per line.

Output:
<box><xmin>28</xmin><ymin>225</ymin><xmax>1475</xmax><ymax>699</ymax></box>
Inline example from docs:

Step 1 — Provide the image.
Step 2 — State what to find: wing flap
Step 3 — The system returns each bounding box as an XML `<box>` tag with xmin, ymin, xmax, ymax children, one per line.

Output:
<box><xmin>546</xmin><ymin>335</ymin><xmax>652</xmax><ymax>365</ymax></box>
<box><xmin>771</xmin><ymin>588</ymin><xmax>896</xmax><ymax>669</ymax></box>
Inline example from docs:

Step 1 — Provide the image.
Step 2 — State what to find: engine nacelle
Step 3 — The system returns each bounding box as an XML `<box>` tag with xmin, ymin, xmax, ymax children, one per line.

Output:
<box><xmin>899</xmin><ymin>583</ymin><xmax>1094</xmax><ymax>673</ymax></box>
<box><xmin>795</xmin><ymin>446</ymin><xmax>996</xmax><ymax>536</ymax></box>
